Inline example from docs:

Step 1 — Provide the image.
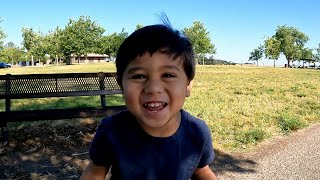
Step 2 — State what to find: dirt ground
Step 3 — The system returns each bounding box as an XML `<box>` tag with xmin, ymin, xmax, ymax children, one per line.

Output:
<box><xmin>0</xmin><ymin>119</ymin><xmax>98</xmax><ymax>180</ymax></box>
<box><xmin>0</xmin><ymin>118</ymin><xmax>259</xmax><ymax>180</ymax></box>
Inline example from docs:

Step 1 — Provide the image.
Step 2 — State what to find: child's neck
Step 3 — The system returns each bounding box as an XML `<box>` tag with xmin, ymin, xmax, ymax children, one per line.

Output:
<box><xmin>142</xmin><ymin>113</ymin><xmax>181</xmax><ymax>138</ymax></box>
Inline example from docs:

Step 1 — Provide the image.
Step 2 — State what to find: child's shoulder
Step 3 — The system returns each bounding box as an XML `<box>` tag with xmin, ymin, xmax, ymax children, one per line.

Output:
<box><xmin>182</xmin><ymin>110</ymin><xmax>209</xmax><ymax>129</ymax></box>
<box><xmin>181</xmin><ymin>109</ymin><xmax>211</xmax><ymax>139</ymax></box>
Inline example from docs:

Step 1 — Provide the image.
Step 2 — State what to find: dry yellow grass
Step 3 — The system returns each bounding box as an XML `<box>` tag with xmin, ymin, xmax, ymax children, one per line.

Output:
<box><xmin>184</xmin><ymin>65</ymin><xmax>320</xmax><ymax>151</ymax></box>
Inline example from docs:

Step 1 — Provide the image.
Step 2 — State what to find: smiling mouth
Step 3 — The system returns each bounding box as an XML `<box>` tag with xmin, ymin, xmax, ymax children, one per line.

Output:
<box><xmin>143</xmin><ymin>102</ymin><xmax>167</xmax><ymax>112</ymax></box>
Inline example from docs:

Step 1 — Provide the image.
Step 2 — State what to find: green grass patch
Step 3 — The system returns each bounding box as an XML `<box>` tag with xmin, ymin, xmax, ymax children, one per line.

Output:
<box><xmin>0</xmin><ymin>95</ymin><xmax>124</xmax><ymax>111</ymax></box>
<box><xmin>236</xmin><ymin>128</ymin><xmax>266</xmax><ymax>145</ymax></box>
<box><xmin>278</xmin><ymin>114</ymin><xmax>306</xmax><ymax>135</ymax></box>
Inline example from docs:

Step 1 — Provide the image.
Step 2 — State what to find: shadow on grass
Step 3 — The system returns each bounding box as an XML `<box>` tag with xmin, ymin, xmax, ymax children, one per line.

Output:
<box><xmin>210</xmin><ymin>149</ymin><xmax>256</xmax><ymax>174</ymax></box>
<box><xmin>0</xmin><ymin>119</ymin><xmax>97</xmax><ymax>179</ymax></box>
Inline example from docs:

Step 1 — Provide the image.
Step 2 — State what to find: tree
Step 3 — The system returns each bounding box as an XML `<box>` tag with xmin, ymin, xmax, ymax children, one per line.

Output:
<box><xmin>0</xmin><ymin>19</ymin><xmax>6</xmax><ymax>50</ymax></box>
<box><xmin>135</xmin><ymin>24</ymin><xmax>144</xmax><ymax>30</ymax></box>
<box><xmin>183</xmin><ymin>21</ymin><xmax>216</xmax><ymax>65</ymax></box>
<box><xmin>59</xmin><ymin>16</ymin><xmax>105</xmax><ymax>64</ymax></box>
<box><xmin>313</xmin><ymin>43</ymin><xmax>320</xmax><ymax>66</ymax></box>
<box><xmin>249</xmin><ymin>45</ymin><xmax>264</xmax><ymax>66</ymax></box>
<box><xmin>264</xmin><ymin>37</ymin><xmax>281</xmax><ymax>67</ymax></box>
<box><xmin>45</xmin><ymin>27</ymin><xmax>64</xmax><ymax>65</ymax></box>
<box><xmin>99</xmin><ymin>29</ymin><xmax>128</xmax><ymax>61</ymax></box>
<box><xmin>21</xmin><ymin>27</ymin><xmax>45</xmax><ymax>65</ymax></box>
<box><xmin>0</xmin><ymin>42</ymin><xmax>25</xmax><ymax>64</ymax></box>
<box><xmin>299</xmin><ymin>48</ymin><xmax>313</xmax><ymax>67</ymax></box>
<box><xmin>267</xmin><ymin>25</ymin><xmax>309</xmax><ymax>68</ymax></box>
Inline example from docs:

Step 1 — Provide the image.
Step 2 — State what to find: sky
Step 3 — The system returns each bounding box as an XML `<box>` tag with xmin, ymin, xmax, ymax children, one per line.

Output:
<box><xmin>1</xmin><ymin>0</ymin><xmax>320</xmax><ymax>66</ymax></box>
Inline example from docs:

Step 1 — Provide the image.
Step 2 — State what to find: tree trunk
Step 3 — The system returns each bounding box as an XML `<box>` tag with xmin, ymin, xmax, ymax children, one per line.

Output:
<box><xmin>65</xmin><ymin>55</ymin><xmax>71</xmax><ymax>65</ymax></box>
<box><xmin>31</xmin><ymin>55</ymin><xmax>34</xmax><ymax>66</ymax></box>
<box><xmin>273</xmin><ymin>60</ymin><xmax>275</xmax><ymax>67</ymax></box>
<box><xmin>287</xmin><ymin>59</ymin><xmax>291</xmax><ymax>68</ymax></box>
<box><xmin>85</xmin><ymin>55</ymin><xmax>88</xmax><ymax>64</ymax></box>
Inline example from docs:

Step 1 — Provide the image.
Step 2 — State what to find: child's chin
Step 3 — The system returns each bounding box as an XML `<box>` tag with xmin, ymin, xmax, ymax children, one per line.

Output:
<box><xmin>139</xmin><ymin>114</ymin><xmax>169</xmax><ymax>126</ymax></box>
<box><xmin>148</xmin><ymin>119</ymin><xmax>168</xmax><ymax>127</ymax></box>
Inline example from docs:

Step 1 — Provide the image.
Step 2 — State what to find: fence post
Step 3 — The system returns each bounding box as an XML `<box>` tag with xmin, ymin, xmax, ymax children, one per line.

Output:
<box><xmin>99</xmin><ymin>72</ymin><xmax>107</xmax><ymax>109</ymax></box>
<box><xmin>1</xmin><ymin>74</ymin><xmax>10</xmax><ymax>143</ymax></box>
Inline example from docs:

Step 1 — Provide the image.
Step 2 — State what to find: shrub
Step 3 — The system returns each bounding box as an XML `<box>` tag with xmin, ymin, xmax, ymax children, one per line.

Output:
<box><xmin>278</xmin><ymin>115</ymin><xmax>305</xmax><ymax>134</ymax></box>
<box><xmin>236</xmin><ymin>128</ymin><xmax>266</xmax><ymax>145</ymax></box>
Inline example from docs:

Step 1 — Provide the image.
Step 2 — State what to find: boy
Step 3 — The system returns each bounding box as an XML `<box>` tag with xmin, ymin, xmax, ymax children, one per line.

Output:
<box><xmin>81</xmin><ymin>23</ymin><xmax>217</xmax><ymax>179</ymax></box>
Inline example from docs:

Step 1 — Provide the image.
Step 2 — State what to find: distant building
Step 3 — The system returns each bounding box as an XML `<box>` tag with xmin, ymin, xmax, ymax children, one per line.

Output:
<box><xmin>71</xmin><ymin>53</ymin><xmax>108</xmax><ymax>64</ymax></box>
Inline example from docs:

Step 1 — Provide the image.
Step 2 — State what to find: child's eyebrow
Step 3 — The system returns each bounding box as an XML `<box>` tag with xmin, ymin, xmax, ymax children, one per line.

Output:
<box><xmin>127</xmin><ymin>67</ymin><xmax>143</xmax><ymax>74</ymax></box>
<box><xmin>160</xmin><ymin>65</ymin><xmax>181</xmax><ymax>71</ymax></box>
<box><xmin>127</xmin><ymin>65</ymin><xmax>181</xmax><ymax>74</ymax></box>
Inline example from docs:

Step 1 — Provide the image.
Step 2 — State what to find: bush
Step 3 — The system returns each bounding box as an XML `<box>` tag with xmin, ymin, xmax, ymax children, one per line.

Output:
<box><xmin>236</xmin><ymin>128</ymin><xmax>266</xmax><ymax>145</ymax></box>
<box><xmin>278</xmin><ymin>115</ymin><xmax>305</xmax><ymax>134</ymax></box>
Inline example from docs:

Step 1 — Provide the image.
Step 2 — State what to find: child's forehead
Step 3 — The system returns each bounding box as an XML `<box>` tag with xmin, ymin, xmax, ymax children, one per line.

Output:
<box><xmin>132</xmin><ymin>51</ymin><xmax>182</xmax><ymax>63</ymax></box>
<box><xmin>124</xmin><ymin>52</ymin><xmax>183</xmax><ymax>70</ymax></box>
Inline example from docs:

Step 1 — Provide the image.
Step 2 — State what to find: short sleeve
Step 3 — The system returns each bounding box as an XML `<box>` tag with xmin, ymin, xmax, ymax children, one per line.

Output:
<box><xmin>197</xmin><ymin>126</ymin><xmax>215</xmax><ymax>168</ymax></box>
<box><xmin>89</xmin><ymin>119</ymin><xmax>112</xmax><ymax>167</ymax></box>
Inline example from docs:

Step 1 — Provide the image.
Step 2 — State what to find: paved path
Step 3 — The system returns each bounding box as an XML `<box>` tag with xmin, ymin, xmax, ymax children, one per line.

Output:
<box><xmin>213</xmin><ymin>123</ymin><xmax>320</xmax><ymax>180</ymax></box>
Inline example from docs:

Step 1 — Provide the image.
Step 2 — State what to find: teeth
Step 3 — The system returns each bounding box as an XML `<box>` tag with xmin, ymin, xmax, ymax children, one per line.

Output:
<box><xmin>144</xmin><ymin>102</ymin><xmax>163</xmax><ymax>107</ymax></box>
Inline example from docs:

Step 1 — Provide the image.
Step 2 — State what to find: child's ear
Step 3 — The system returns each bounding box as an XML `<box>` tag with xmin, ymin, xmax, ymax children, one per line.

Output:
<box><xmin>186</xmin><ymin>80</ymin><xmax>193</xmax><ymax>97</ymax></box>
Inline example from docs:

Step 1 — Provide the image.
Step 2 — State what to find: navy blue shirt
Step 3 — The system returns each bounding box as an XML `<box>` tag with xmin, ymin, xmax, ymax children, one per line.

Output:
<box><xmin>90</xmin><ymin>109</ymin><xmax>214</xmax><ymax>180</ymax></box>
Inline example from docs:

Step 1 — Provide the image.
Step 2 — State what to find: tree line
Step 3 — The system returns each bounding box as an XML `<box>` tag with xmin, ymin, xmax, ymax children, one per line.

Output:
<box><xmin>249</xmin><ymin>25</ymin><xmax>320</xmax><ymax>68</ymax></box>
<box><xmin>1</xmin><ymin>16</ymin><xmax>320</xmax><ymax>67</ymax></box>
<box><xmin>0</xmin><ymin>16</ymin><xmax>215</xmax><ymax>66</ymax></box>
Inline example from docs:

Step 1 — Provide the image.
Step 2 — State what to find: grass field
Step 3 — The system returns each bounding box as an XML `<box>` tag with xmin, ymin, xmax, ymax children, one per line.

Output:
<box><xmin>1</xmin><ymin>63</ymin><xmax>320</xmax><ymax>152</ymax></box>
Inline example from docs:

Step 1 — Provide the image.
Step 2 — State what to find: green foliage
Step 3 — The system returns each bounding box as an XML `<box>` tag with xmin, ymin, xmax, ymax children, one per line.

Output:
<box><xmin>0</xmin><ymin>42</ymin><xmax>25</xmax><ymax>64</ymax></box>
<box><xmin>271</xmin><ymin>25</ymin><xmax>309</xmax><ymax>67</ymax></box>
<box><xmin>236</xmin><ymin>129</ymin><xmax>266</xmax><ymax>145</ymax></box>
<box><xmin>249</xmin><ymin>45</ymin><xmax>264</xmax><ymax>66</ymax></box>
<box><xmin>300</xmin><ymin>47</ymin><xmax>313</xmax><ymax>60</ymax></box>
<box><xmin>99</xmin><ymin>29</ymin><xmax>128</xmax><ymax>60</ymax></box>
<box><xmin>313</xmin><ymin>43</ymin><xmax>320</xmax><ymax>63</ymax></box>
<box><xmin>183</xmin><ymin>21</ymin><xmax>216</xmax><ymax>64</ymax></box>
<box><xmin>21</xmin><ymin>27</ymin><xmax>38</xmax><ymax>52</ymax></box>
<box><xmin>278</xmin><ymin>115</ymin><xmax>305</xmax><ymax>134</ymax></box>
<box><xmin>18</xmin><ymin>17</ymin><xmax>219</xmax><ymax>67</ymax></box>
<box><xmin>135</xmin><ymin>24</ymin><xmax>144</xmax><ymax>30</ymax></box>
<box><xmin>59</xmin><ymin>16</ymin><xmax>105</xmax><ymax>63</ymax></box>
<box><xmin>264</xmin><ymin>37</ymin><xmax>281</xmax><ymax>67</ymax></box>
<box><xmin>201</xmin><ymin>56</ymin><xmax>236</xmax><ymax>65</ymax></box>
<box><xmin>45</xmin><ymin>27</ymin><xmax>64</xmax><ymax>64</ymax></box>
<box><xmin>0</xmin><ymin>19</ymin><xmax>6</xmax><ymax>50</ymax></box>
<box><xmin>21</xmin><ymin>27</ymin><xmax>47</xmax><ymax>62</ymax></box>
<box><xmin>264</xmin><ymin>37</ymin><xmax>281</xmax><ymax>59</ymax></box>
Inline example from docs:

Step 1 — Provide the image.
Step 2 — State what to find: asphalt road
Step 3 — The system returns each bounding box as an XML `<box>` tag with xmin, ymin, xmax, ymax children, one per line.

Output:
<box><xmin>214</xmin><ymin>123</ymin><xmax>320</xmax><ymax>180</ymax></box>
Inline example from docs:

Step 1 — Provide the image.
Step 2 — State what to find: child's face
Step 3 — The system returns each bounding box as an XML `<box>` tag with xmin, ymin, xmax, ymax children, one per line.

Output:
<box><xmin>121</xmin><ymin>51</ymin><xmax>192</xmax><ymax>136</ymax></box>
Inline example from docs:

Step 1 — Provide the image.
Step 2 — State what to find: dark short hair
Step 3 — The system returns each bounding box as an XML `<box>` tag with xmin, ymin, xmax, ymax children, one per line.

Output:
<box><xmin>115</xmin><ymin>24</ymin><xmax>195</xmax><ymax>86</ymax></box>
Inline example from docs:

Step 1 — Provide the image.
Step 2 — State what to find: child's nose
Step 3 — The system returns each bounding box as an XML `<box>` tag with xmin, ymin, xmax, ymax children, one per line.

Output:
<box><xmin>143</xmin><ymin>79</ymin><xmax>163</xmax><ymax>95</ymax></box>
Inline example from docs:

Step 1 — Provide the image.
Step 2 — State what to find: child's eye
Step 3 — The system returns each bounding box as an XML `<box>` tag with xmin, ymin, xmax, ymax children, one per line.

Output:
<box><xmin>131</xmin><ymin>74</ymin><xmax>146</xmax><ymax>79</ymax></box>
<box><xmin>162</xmin><ymin>73</ymin><xmax>176</xmax><ymax>78</ymax></box>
